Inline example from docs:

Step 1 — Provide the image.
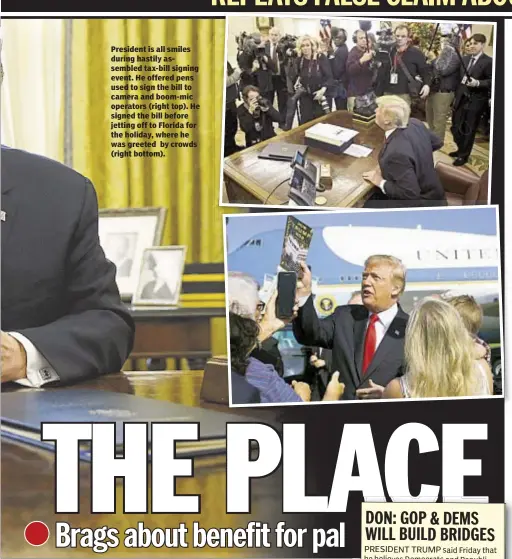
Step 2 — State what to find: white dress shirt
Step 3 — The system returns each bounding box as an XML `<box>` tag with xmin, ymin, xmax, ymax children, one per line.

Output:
<box><xmin>465</xmin><ymin>51</ymin><xmax>483</xmax><ymax>86</ymax></box>
<box><xmin>9</xmin><ymin>332</ymin><xmax>60</xmax><ymax>388</ymax></box>
<box><xmin>468</xmin><ymin>51</ymin><xmax>483</xmax><ymax>69</ymax></box>
<box><xmin>378</xmin><ymin>128</ymin><xmax>397</xmax><ymax>193</ymax></box>
<box><xmin>366</xmin><ymin>303</ymin><xmax>399</xmax><ymax>350</ymax></box>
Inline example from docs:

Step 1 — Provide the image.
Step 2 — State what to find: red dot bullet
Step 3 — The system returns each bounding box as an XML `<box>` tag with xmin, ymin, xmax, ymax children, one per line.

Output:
<box><xmin>24</xmin><ymin>521</ymin><xmax>50</xmax><ymax>546</ymax></box>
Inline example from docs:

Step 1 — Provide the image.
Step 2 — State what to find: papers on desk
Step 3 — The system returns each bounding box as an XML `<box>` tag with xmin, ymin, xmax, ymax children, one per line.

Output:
<box><xmin>343</xmin><ymin>144</ymin><xmax>374</xmax><ymax>158</ymax></box>
<box><xmin>305</xmin><ymin>123</ymin><xmax>359</xmax><ymax>147</ymax></box>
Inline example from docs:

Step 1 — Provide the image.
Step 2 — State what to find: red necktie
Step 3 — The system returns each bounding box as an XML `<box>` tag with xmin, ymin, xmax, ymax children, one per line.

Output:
<box><xmin>362</xmin><ymin>314</ymin><xmax>379</xmax><ymax>374</ymax></box>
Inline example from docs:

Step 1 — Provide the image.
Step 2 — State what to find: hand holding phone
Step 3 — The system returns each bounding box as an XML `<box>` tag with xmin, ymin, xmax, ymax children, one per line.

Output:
<box><xmin>276</xmin><ymin>271</ymin><xmax>297</xmax><ymax>320</ymax></box>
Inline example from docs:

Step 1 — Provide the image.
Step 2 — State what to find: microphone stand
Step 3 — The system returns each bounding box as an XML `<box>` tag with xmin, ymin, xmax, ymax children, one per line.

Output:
<box><xmin>451</xmin><ymin>28</ymin><xmax>473</xmax><ymax>114</ymax></box>
<box><xmin>427</xmin><ymin>23</ymin><xmax>440</xmax><ymax>53</ymax></box>
<box><xmin>452</xmin><ymin>27</ymin><xmax>472</xmax><ymax>82</ymax></box>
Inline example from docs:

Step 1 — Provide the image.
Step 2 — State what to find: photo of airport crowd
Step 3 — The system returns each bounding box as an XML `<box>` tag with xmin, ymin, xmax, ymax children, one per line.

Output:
<box><xmin>225</xmin><ymin>207</ymin><xmax>501</xmax><ymax>405</ymax></box>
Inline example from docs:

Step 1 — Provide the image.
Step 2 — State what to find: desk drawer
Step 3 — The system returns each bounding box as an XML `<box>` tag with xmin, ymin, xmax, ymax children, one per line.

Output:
<box><xmin>132</xmin><ymin>319</ymin><xmax>210</xmax><ymax>354</ymax></box>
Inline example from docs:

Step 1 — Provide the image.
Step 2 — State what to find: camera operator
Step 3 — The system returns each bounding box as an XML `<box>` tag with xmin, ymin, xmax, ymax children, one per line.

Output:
<box><xmin>377</xmin><ymin>25</ymin><xmax>431</xmax><ymax>105</ymax></box>
<box><xmin>266</xmin><ymin>27</ymin><xmax>289</xmax><ymax>124</ymax></box>
<box><xmin>328</xmin><ymin>27</ymin><xmax>349</xmax><ymax>111</ymax></box>
<box><xmin>288</xmin><ymin>35</ymin><xmax>334</xmax><ymax>125</ymax></box>
<box><xmin>237</xmin><ymin>32</ymin><xmax>276</xmax><ymax>103</ymax></box>
<box><xmin>236</xmin><ymin>33</ymin><xmax>256</xmax><ymax>90</ymax></box>
<box><xmin>425</xmin><ymin>33</ymin><xmax>460</xmax><ymax>143</ymax></box>
<box><xmin>237</xmin><ymin>85</ymin><xmax>281</xmax><ymax>147</ymax></box>
<box><xmin>450</xmin><ymin>33</ymin><xmax>492</xmax><ymax>166</ymax></box>
<box><xmin>346</xmin><ymin>29</ymin><xmax>375</xmax><ymax>112</ymax></box>
<box><xmin>225</xmin><ymin>61</ymin><xmax>242</xmax><ymax>157</ymax></box>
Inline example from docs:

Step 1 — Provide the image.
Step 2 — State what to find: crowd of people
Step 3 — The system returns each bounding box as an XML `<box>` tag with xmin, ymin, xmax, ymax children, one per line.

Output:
<box><xmin>224</xmin><ymin>23</ymin><xmax>492</xmax><ymax>173</ymax></box>
<box><xmin>228</xmin><ymin>259</ymin><xmax>494</xmax><ymax>405</ymax></box>
<box><xmin>228</xmin><ymin>272</ymin><xmax>345</xmax><ymax>404</ymax></box>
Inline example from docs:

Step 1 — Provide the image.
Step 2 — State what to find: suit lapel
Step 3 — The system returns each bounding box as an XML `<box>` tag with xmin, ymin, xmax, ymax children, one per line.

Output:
<box><xmin>474</xmin><ymin>54</ymin><xmax>489</xmax><ymax>78</ymax></box>
<box><xmin>363</xmin><ymin>308</ymin><xmax>408</xmax><ymax>380</ymax></box>
<box><xmin>352</xmin><ymin>307</ymin><xmax>369</xmax><ymax>383</ymax></box>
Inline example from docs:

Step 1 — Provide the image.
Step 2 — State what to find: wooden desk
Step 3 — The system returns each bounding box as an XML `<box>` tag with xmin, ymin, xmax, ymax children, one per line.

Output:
<box><xmin>1</xmin><ymin>371</ymin><xmax>279</xmax><ymax>558</ymax></box>
<box><xmin>129</xmin><ymin>307</ymin><xmax>226</xmax><ymax>370</ymax></box>
<box><xmin>224</xmin><ymin>111</ymin><xmax>384</xmax><ymax>207</ymax></box>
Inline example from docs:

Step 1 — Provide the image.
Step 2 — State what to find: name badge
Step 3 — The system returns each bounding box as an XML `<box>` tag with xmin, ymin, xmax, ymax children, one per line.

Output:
<box><xmin>461</xmin><ymin>75</ymin><xmax>468</xmax><ymax>85</ymax></box>
<box><xmin>390</xmin><ymin>72</ymin><xmax>398</xmax><ymax>85</ymax></box>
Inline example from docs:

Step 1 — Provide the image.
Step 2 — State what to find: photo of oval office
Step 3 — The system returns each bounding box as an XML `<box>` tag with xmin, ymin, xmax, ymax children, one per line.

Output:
<box><xmin>222</xmin><ymin>17</ymin><xmax>493</xmax><ymax>208</ymax></box>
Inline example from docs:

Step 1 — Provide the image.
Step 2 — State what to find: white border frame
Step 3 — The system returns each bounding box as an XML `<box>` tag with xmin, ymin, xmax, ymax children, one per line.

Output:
<box><xmin>223</xmin><ymin>204</ymin><xmax>503</xmax><ymax>407</ymax></box>
<box><xmin>219</xmin><ymin>14</ymin><xmax>497</xmax><ymax>210</ymax></box>
<box><xmin>132</xmin><ymin>245</ymin><xmax>187</xmax><ymax>307</ymax></box>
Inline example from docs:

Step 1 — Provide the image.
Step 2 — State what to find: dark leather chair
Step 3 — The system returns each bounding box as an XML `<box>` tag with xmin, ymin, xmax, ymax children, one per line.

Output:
<box><xmin>435</xmin><ymin>161</ymin><xmax>489</xmax><ymax>205</ymax></box>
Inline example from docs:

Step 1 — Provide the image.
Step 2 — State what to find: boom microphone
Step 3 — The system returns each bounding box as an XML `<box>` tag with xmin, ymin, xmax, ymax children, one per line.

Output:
<box><xmin>359</xmin><ymin>20</ymin><xmax>372</xmax><ymax>51</ymax></box>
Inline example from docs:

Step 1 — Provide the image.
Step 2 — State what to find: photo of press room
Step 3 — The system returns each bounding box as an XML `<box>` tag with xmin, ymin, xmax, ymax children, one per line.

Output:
<box><xmin>221</xmin><ymin>16</ymin><xmax>494</xmax><ymax>209</ymax></box>
<box><xmin>1</xmin><ymin>18</ymin><xmax>281</xmax><ymax>556</ymax></box>
<box><xmin>225</xmin><ymin>206</ymin><xmax>502</xmax><ymax>406</ymax></box>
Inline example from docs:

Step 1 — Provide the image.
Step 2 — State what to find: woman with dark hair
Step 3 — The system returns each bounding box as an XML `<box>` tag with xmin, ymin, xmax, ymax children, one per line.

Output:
<box><xmin>230</xmin><ymin>303</ymin><xmax>345</xmax><ymax>404</ymax></box>
<box><xmin>230</xmin><ymin>312</ymin><xmax>305</xmax><ymax>404</ymax></box>
<box><xmin>237</xmin><ymin>85</ymin><xmax>281</xmax><ymax>147</ymax></box>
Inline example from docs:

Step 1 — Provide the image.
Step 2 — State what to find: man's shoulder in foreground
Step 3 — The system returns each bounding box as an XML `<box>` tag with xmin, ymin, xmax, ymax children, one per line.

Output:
<box><xmin>407</xmin><ymin>45</ymin><xmax>425</xmax><ymax>58</ymax></box>
<box><xmin>332</xmin><ymin>304</ymin><xmax>369</xmax><ymax>320</ymax></box>
<box><xmin>406</xmin><ymin>118</ymin><xmax>433</xmax><ymax>139</ymax></box>
<box><xmin>1</xmin><ymin>146</ymin><xmax>90</xmax><ymax>195</ymax></box>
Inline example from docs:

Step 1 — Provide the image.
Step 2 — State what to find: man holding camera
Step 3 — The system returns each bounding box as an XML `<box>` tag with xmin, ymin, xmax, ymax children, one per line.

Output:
<box><xmin>450</xmin><ymin>33</ymin><xmax>492</xmax><ymax>166</ymax></box>
<box><xmin>237</xmin><ymin>85</ymin><xmax>281</xmax><ymax>147</ymax></box>
<box><xmin>237</xmin><ymin>32</ymin><xmax>276</xmax><ymax>101</ymax></box>
<box><xmin>378</xmin><ymin>25</ymin><xmax>431</xmax><ymax>105</ymax></box>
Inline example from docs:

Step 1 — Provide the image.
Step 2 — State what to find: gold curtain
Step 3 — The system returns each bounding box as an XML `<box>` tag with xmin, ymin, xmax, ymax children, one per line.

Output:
<box><xmin>70</xmin><ymin>19</ymin><xmax>243</xmax><ymax>357</ymax></box>
<box><xmin>70</xmin><ymin>18</ymin><xmax>241</xmax><ymax>262</ymax></box>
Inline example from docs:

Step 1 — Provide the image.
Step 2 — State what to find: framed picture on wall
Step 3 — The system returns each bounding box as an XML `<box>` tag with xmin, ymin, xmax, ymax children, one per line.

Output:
<box><xmin>98</xmin><ymin>207</ymin><xmax>167</xmax><ymax>300</ymax></box>
<box><xmin>256</xmin><ymin>17</ymin><xmax>274</xmax><ymax>32</ymax></box>
<box><xmin>132</xmin><ymin>246</ymin><xmax>187</xmax><ymax>307</ymax></box>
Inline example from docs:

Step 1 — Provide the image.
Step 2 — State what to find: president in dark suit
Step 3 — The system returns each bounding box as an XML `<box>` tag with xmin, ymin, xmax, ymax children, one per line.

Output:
<box><xmin>363</xmin><ymin>95</ymin><xmax>447</xmax><ymax>207</ymax></box>
<box><xmin>293</xmin><ymin>255</ymin><xmax>409</xmax><ymax>400</ymax></box>
<box><xmin>1</xmin><ymin>147</ymin><xmax>135</xmax><ymax>386</ymax></box>
<box><xmin>450</xmin><ymin>34</ymin><xmax>492</xmax><ymax>166</ymax></box>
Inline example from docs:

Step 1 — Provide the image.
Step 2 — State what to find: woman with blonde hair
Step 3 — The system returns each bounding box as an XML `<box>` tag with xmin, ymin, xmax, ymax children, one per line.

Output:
<box><xmin>286</xmin><ymin>34</ymin><xmax>333</xmax><ymax>126</ymax></box>
<box><xmin>383</xmin><ymin>298</ymin><xmax>493</xmax><ymax>399</ymax></box>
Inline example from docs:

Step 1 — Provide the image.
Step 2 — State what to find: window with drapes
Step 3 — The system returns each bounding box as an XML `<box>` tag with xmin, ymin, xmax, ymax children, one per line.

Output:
<box><xmin>0</xmin><ymin>19</ymin><xmax>64</xmax><ymax>161</ymax></box>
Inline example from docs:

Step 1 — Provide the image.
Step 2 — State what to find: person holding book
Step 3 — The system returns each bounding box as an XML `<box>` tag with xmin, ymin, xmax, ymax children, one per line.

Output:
<box><xmin>293</xmin><ymin>256</ymin><xmax>409</xmax><ymax>400</ymax></box>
